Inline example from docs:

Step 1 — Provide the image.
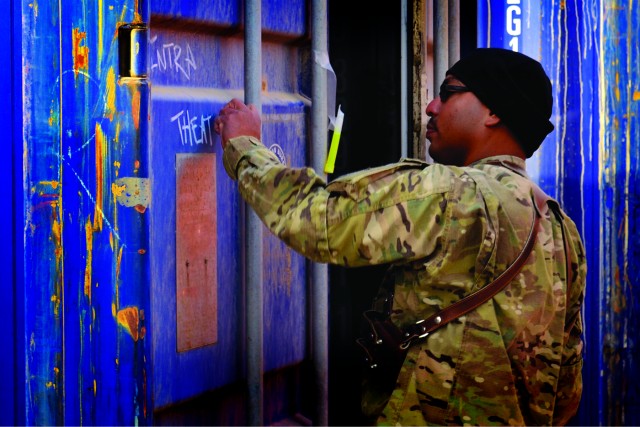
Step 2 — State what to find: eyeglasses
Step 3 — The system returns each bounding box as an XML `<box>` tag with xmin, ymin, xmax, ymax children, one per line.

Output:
<box><xmin>438</xmin><ymin>83</ymin><xmax>470</xmax><ymax>102</ymax></box>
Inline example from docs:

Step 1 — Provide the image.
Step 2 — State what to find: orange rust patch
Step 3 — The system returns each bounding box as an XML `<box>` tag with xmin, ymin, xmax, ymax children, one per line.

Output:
<box><xmin>84</xmin><ymin>217</ymin><xmax>93</xmax><ymax>300</ymax></box>
<box><xmin>117</xmin><ymin>307</ymin><xmax>140</xmax><ymax>341</ymax></box>
<box><xmin>72</xmin><ymin>28</ymin><xmax>89</xmax><ymax>77</ymax></box>
<box><xmin>132</xmin><ymin>90</ymin><xmax>141</xmax><ymax>130</ymax></box>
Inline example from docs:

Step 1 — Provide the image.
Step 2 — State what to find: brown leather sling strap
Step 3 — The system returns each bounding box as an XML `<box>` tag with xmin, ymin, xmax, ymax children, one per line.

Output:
<box><xmin>399</xmin><ymin>184</ymin><xmax>573</xmax><ymax>349</ymax></box>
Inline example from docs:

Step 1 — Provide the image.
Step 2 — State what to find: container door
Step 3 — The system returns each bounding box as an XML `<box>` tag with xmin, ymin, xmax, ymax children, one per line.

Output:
<box><xmin>21</xmin><ymin>0</ymin><xmax>151</xmax><ymax>424</ymax></box>
<box><xmin>149</xmin><ymin>0</ymin><xmax>312</xmax><ymax>423</ymax></box>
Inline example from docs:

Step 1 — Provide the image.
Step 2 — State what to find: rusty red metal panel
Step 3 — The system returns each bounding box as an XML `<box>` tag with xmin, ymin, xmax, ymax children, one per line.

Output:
<box><xmin>176</xmin><ymin>153</ymin><xmax>218</xmax><ymax>352</ymax></box>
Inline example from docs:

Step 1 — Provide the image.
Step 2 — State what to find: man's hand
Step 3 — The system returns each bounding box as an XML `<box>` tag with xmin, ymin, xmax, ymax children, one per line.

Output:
<box><xmin>214</xmin><ymin>98</ymin><xmax>262</xmax><ymax>150</ymax></box>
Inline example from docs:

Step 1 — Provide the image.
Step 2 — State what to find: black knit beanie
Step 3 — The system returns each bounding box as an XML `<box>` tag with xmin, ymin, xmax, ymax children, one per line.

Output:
<box><xmin>446</xmin><ymin>48</ymin><xmax>554</xmax><ymax>157</ymax></box>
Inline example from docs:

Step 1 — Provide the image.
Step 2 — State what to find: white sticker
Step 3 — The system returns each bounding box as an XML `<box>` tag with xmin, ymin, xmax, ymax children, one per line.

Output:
<box><xmin>269</xmin><ymin>144</ymin><xmax>287</xmax><ymax>165</ymax></box>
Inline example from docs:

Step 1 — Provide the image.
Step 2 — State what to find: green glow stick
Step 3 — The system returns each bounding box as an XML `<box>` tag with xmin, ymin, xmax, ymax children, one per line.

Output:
<box><xmin>324</xmin><ymin>106</ymin><xmax>344</xmax><ymax>174</ymax></box>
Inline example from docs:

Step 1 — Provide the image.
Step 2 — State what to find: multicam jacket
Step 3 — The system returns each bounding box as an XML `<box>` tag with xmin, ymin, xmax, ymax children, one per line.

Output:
<box><xmin>223</xmin><ymin>135</ymin><xmax>587</xmax><ymax>426</ymax></box>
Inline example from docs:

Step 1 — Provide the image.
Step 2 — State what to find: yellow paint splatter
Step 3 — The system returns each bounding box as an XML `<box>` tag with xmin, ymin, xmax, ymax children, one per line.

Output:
<box><xmin>41</xmin><ymin>180</ymin><xmax>60</xmax><ymax>190</ymax></box>
<box><xmin>115</xmin><ymin>120</ymin><xmax>122</xmax><ymax>143</ymax></box>
<box><xmin>116</xmin><ymin>246</ymin><xmax>123</xmax><ymax>284</ymax></box>
<box><xmin>51</xmin><ymin>202</ymin><xmax>63</xmax><ymax>317</ymax></box>
<box><xmin>105</xmin><ymin>67</ymin><xmax>116</xmax><ymax>121</ymax></box>
<box><xmin>98</xmin><ymin>0</ymin><xmax>104</xmax><ymax>73</ymax></box>
<box><xmin>72</xmin><ymin>28</ymin><xmax>89</xmax><ymax>77</ymax></box>
<box><xmin>48</xmin><ymin>108</ymin><xmax>58</xmax><ymax>127</ymax></box>
<box><xmin>94</xmin><ymin>122</ymin><xmax>106</xmax><ymax>231</ymax></box>
<box><xmin>111</xmin><ymin>182</ymin><xmax>126</xmax><ymax>198</ymax></box>
<box><xmin>117</xmin><ymin>306</ymin><xmax>140</xmax><ymax>341</ymax></box>
<box><xmin>29</xmin><ymin>1</ymin><xmax>38</xmax><ymax>17</ymax></box>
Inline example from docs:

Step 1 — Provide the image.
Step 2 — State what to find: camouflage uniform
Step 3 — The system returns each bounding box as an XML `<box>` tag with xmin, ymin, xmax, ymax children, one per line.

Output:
<box><xmin>223</xmin><ymin>135</ymin><xmax>586</xmax><ymax>426</ymax></box>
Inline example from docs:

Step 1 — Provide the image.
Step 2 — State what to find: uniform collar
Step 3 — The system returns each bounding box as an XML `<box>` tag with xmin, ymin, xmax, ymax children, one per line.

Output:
<box><xmin>469</xmin><ymin>155</ymin><xmax>529</xmax><ymax>178</ymax></box>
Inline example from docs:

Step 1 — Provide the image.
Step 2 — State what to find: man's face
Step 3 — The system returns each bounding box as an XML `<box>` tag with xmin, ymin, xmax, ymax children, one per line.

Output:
<box><xmin>426</xmin><ymin>76</ymin><xmax>488</xmax><ymax>166</ymax></box>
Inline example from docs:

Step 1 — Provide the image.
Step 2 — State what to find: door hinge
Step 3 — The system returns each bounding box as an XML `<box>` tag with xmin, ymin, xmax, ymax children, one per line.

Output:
<box><xmin>118</xmin><ymin>23</ymin><xmax>148</xmax><ymax>78</ymax></box>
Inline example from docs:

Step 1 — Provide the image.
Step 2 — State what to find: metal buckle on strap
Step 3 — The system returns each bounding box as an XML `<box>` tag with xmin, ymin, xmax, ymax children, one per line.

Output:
<box><xmin>400</xmin><ymin>316</ymin><xmax>441</xmax><ymax>349</ymax></box>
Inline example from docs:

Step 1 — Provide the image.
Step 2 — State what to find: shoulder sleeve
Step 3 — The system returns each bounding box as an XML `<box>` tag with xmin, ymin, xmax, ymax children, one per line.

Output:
<box><xmin>324</xmin><ymin>161</ymin><xmax>454</xmax><ymax>266</ymax></box>
<box><xmin>223</xmin><ymin>138</ymin><xmax>455</xmax><ymax>267</ymax></box>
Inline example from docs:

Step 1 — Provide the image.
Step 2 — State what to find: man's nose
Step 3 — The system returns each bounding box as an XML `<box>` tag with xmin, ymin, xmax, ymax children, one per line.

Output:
<box><xmin>425</xmin><ymin>97</ymin><xmax>440</xmax><ymax>117</ymax></box>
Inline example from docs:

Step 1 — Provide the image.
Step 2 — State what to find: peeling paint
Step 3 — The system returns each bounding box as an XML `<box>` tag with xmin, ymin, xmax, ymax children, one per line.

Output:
<box><xmin>72</xmin><ymin>28</ymin><xmax>89</xmax><ymax>77</ymax></box>
<box><xmin>84</xmin><ymin>218</ymin><xmax>93</xmax><ymax>300</ymax></box>
<box><xmin>117</xmin><ymin>306</ymin><xmax>140</xmax><ymax>341</ymax></box>
<box><xmin>36</xmin><ymin>180</ymin><xmax>60</xmax><ymax>196</ymax></box>
<box><xmin>113</xmin><ymin>177</ymin><xmax>150</xmax><ymax>209</ymax></box>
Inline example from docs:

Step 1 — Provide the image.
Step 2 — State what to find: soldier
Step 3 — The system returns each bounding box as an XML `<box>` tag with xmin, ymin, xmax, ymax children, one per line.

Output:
<box><xmin>214</xmin><ymin>48</ymin><xmax>586</xmax><ymax>426</ymax></box>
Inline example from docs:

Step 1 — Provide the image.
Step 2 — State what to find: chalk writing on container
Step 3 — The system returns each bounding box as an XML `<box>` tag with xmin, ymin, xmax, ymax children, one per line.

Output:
<box><xmin>150</xmin><ymin>36</ymin><xmax>197</xmax><ymax>80</ymax></box>
<box><xmin>171</xmin><ymin>110</ymin><xmax>214</xmax><ymax>146</ymax></box>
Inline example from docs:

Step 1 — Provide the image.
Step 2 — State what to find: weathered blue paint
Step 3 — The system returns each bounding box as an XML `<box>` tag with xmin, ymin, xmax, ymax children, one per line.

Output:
<box><xmin>478</xmin><ymin>1</ymin><xmax>640</xmax><ymax>425</ymax></box>
<box><xmin>149</xmin><ymin>93</ymin><xmax>244</xmax><ymax>409</ymax></box>
<box><xmin>261</xmin><ymin>99</ymin><xmax>309</xmax><ymax>373</ymax></box>
<box><xmin>536</xmin><ymin>4</ymin><xmax>604</xmax><ymax>424</ymax></box>
<box><xmin>21</xmin><ymin>0</ymin><xmax>152</xmax><ymax>424</ymax></box>
<box><xmin>151</xmin><ymin>0</ymin><xmax>307</xmax><ymax>36</ymax></box>
<box><xmin>151</xmin><ymin>0</ymin><xmax>242</xmax><ymax>26</ymax></box>
<box><xmin>263</xmin><ymin>0</ymin><xmax>307</xmax><ymax>36</ymax></box>
<box><xmin>597</xmin><ymin>3</ymin><xmax>640</xmax><ymax>425</ymax></box>
<box><xmin>22</xmin><ymin>0</ymin><xmax>64</xmax><ymax>423</ymax></box>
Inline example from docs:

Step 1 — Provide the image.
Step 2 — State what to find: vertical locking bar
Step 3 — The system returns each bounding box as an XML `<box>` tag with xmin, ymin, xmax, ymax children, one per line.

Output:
<box><xmin>244</xmin><ymin>0</ymin><xmax>264</xmax><ymax>424</ymax></box>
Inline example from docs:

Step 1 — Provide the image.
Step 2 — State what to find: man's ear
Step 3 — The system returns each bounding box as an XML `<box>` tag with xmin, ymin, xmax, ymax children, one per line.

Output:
<box><xmin>485</xmin><ymin>112</ymin><xmax>501</xmax><ymax>127</ymax></box>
